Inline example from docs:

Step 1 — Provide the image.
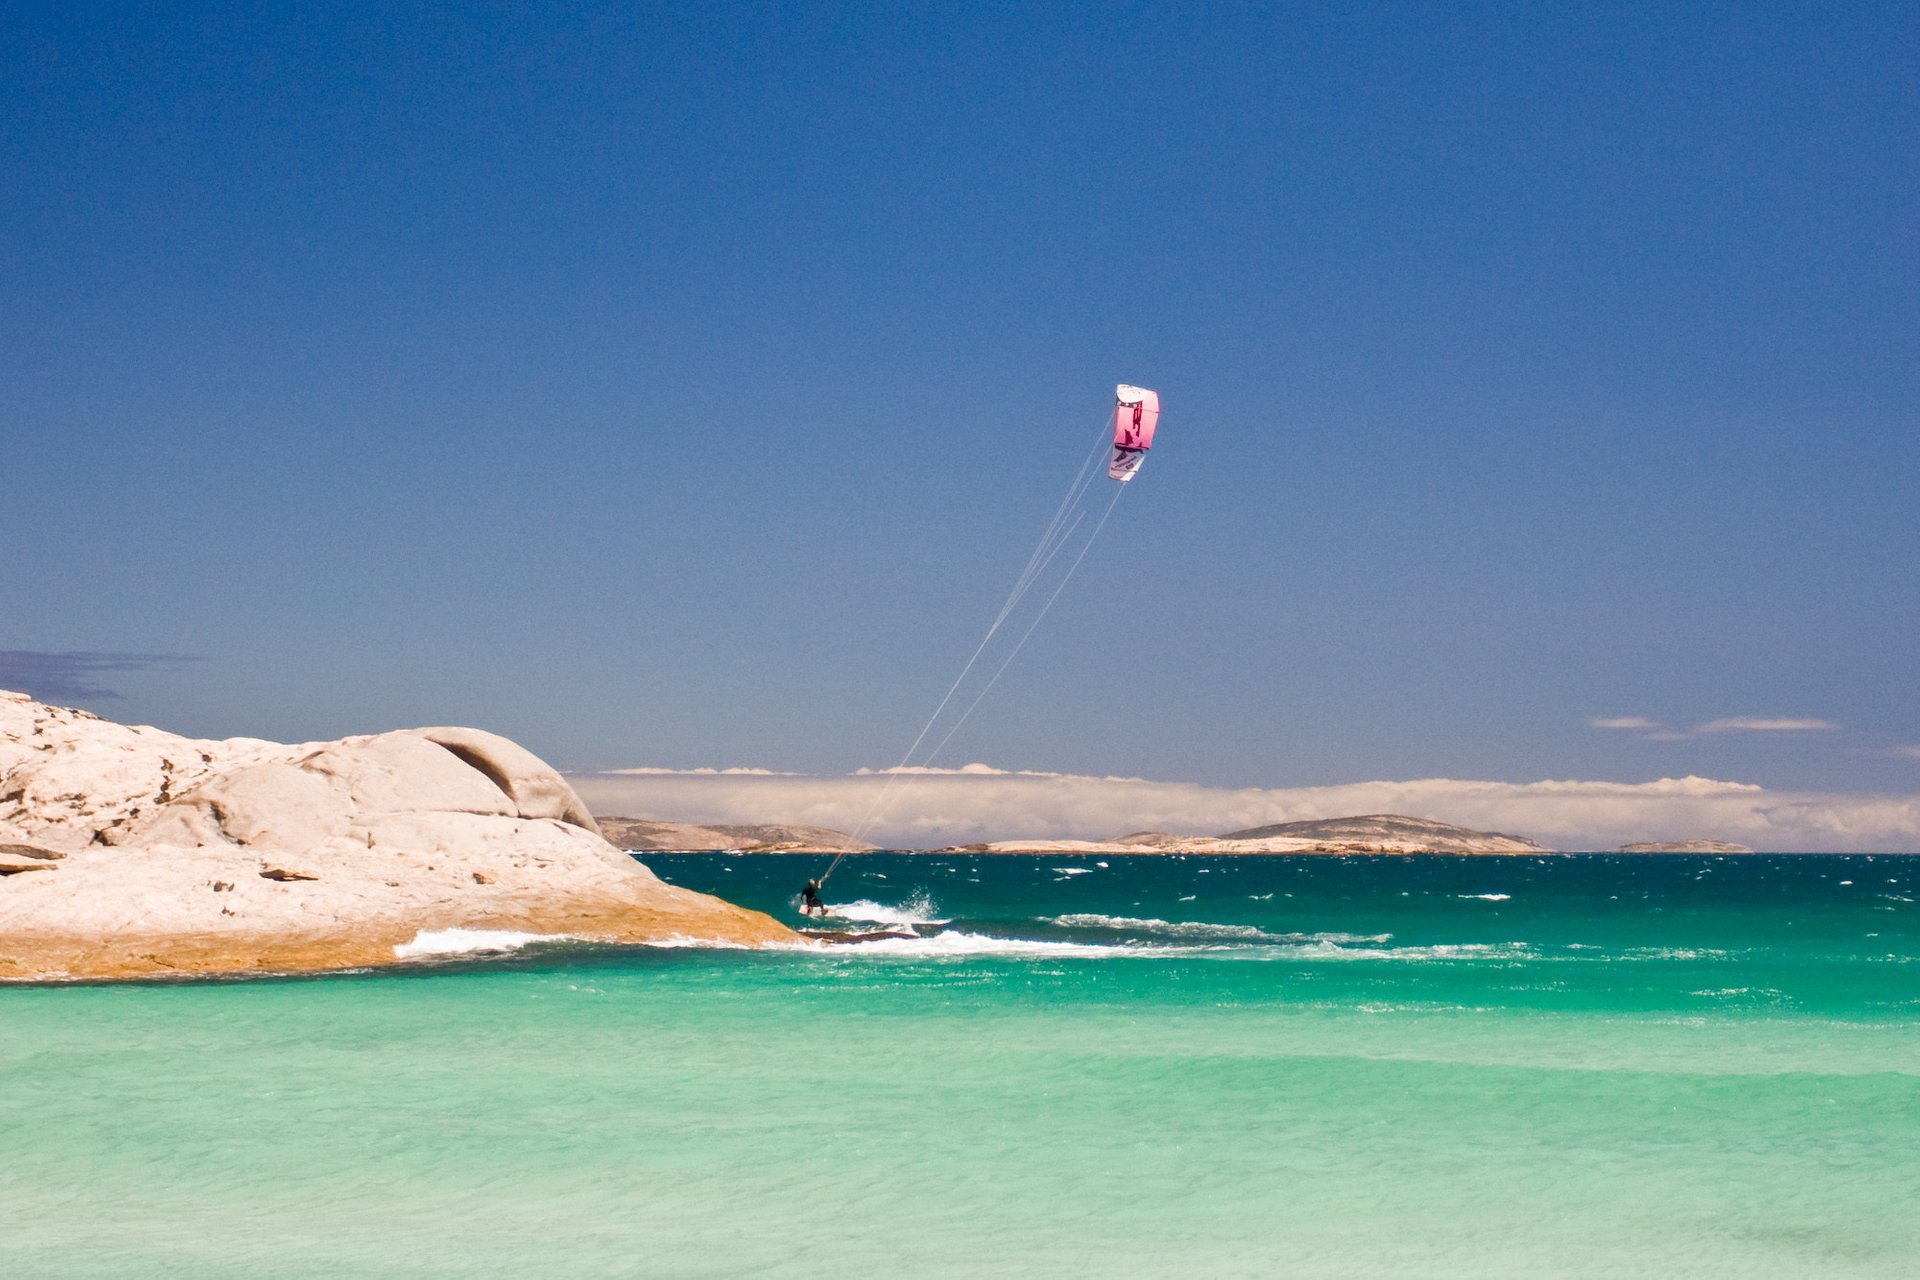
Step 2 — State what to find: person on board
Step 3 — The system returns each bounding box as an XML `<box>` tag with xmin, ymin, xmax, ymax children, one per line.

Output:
<box><xmin>800</xmin><ymin>879</ymin><xmax>824</xmax><ymax>917</ymax></box>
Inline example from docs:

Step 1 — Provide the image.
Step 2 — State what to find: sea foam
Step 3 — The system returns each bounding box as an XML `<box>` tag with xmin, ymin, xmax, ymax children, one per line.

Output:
<box><xmin>1047</xmin><ymin>914</ymin><xmax>1392</xmax><ymax>945</ymax></box>
<box><xmin>1048</xmin><ymin>913</ymin><xmax>1280</xmax><ymax>941</ymax></box>
<box><xmin>824</xmin><ymin>893</ymin><xmax>949</xmax><ymax>926</ymax></box>
<box><xmin>393</xmin><ymin>928</ymin><xmax>567</xmax><ymax>959</ymax></box>
<box><xmin>829</xmin><ymin>930</ymin><xmax>1152</xmax><ymax>959</ymax></box>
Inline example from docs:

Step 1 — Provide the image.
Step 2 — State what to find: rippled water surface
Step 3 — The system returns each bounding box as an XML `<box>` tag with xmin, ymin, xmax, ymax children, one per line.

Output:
<box><xmin>4</xmin><ymin>853</ymin><xmax>1917</xmax><ymax>1277</ymax></box>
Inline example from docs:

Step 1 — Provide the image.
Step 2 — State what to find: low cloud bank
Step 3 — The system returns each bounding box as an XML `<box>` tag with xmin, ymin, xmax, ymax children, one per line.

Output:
<box><xmin>569</xmin><ymin>767</ymin><xmax>1920</xmax><ymax>853</ymax></box>
<box><xmin>0</xmin><ymin>652</ymin><xmax>200</xmax><ymax>702</ymax></box>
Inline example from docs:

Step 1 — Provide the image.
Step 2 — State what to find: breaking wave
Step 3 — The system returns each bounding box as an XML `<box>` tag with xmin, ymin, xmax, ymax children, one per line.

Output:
<box><xmin>393</xmin><ymin>929</ymin><xmax>569</xmax><ymax>960</ymax></box>
<box><xmin>1047</xmin><ymin>914</ymin><xmax>1392</xmax><ymax>945</ymax></box>
<box><xmin>1048</xmin><ymin>913</ymin><xmax>1277</xmax><ymax>939</ymax></box>
<box><xmin>826</xmin><ymin>931</ymin><xmax>1144</xmax><ymax>959</ymax></box>
<box><xmin>795</xmin><ymin>911</ymin><xmax>1525</xmax><ymax>963</ymax></box>
<box><xmin>824</xmin><ymin>892</ymin><xmax>949</xmax><ymax>926</ymax></box>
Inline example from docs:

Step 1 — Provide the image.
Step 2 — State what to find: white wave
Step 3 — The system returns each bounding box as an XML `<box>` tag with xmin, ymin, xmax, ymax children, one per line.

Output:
<box><xmin>1048</xmin><ymin>914</ymin><xmax>1400</xmax><ymax>946</ymax></box>
<box><xmin>640</xmin><ymin>934</ymin><xmax>753</xmax><ymax>950</ymax></box>
<box><xmin>1052</xmin><ymin>867</ymin><xmax>1094</xmax><ymax>876</ymax></box>
<box><xmin>1460</xmin><ymin>893</ymin><xmax>1512</xmax><ymax>901</ymax></box>
<box><xmin>786</xmin><ymin>925</ymin><xmax>1526</xmax><ymax>965</ymax></box>
<box><xmin>1618</xmin><ymin>946</ymin><xmax>1736</xmax><ymax>962</ymax></box>
<box><xmin>824</xmin><ymin>894</ymin><xmax>949</xmax><ymax>926</ymax></box>
<box><xmin>831</xmin><ymin>930</ymin><xmax>1147</xmax><ymax>959</ymax></box>
<box><xmin>1279</xmin><ymin>941</ymin><xmax>1532</xmax><ymax>963</ymax></box>
<box><xmin>393</xmin><ymin>928</ymin><xmax>567</xmax><ymax>960</ymax></box>
<box><xmin>1048</xmin><ymin>913</ymin><xmax>1279</xmax><ymax>941</ymax></box>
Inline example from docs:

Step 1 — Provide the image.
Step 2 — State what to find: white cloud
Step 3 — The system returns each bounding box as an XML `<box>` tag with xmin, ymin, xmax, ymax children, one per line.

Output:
<box><xmin>1588</xmin><ymin>714</ymin><xmax>1842</xmax><ymax>740</ymax></box>
<box><xmin>1694</xmin><ymin>717</ymin><xmax>1839</xmax><ymax>734</ymax></box>
<box><xmin>568</xmin><ymin>765</ymin><xmax>1920</xmax><ymax>853</ymax></box>
<box><xmin>606</xmin><ymin>766</ymin><xmax>801</xmax><ymax>776</ymax></box>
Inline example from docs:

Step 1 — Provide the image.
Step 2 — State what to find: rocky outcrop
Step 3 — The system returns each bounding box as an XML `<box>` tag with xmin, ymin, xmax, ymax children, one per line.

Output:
<box><xmin>1617</xmin><ymin>840</ymin><xmax>1754</xmax><ymax>854</ymax></box>
<box><xmin>0</xmin><ymin>691</ymin><xmax>792</xmax><ymax>981</ymax></box>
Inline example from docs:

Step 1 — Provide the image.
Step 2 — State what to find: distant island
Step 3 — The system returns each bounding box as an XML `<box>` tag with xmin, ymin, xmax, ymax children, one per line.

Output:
<box><xmin>1617</xmin><ymin>840</ymin><xmax>1754</xmax><ymax>853</ymax></box>
<box><xmin>601</xmin><ymin>813</ymin><xmax>1551</xmax><ymax>855</ymax></box>
<box><xmin>968</xmin><ymin>814</ymin><xmax>1547</xmax><ymax>855</ymax></box>
<box><xmin>597</xmin><ymin>813</ymin><xmax>1766</xmax><ymax>856</ymax></box>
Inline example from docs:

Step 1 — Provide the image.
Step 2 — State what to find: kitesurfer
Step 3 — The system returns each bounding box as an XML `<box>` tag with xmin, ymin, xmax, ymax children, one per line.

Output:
<box><xmin>800</xmin><ymin>879</ymin><xmax>825</xmax><ymax>916</ymax></box>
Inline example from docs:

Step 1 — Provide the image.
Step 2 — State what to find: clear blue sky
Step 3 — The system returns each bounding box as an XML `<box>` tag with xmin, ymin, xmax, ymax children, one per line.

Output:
<box><xmin>5</xmin><ymin>1</ymin><xmax>1915</xmax><ymax>794</ymax></box>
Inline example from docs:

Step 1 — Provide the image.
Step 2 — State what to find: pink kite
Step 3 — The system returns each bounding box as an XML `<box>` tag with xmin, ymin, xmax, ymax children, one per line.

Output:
<box><xmin>1109</xmin><ymin>384</ymin><xmax>1160</xmax><ymax>482</ymax></box>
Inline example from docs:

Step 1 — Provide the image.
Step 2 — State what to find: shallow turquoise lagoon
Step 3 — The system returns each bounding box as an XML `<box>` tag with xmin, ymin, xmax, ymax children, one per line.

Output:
<box><xmin>4</xmin><ymin>854</ymin><xmax>1917</xmax><ymax>1277</ymax></box>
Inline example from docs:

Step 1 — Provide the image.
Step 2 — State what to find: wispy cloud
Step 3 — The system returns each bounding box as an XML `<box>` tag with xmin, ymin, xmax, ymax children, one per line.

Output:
<box><xmin>1694</xmin><ymin>717</ymin><xmax>1839</xmax><ymax>734</ymax></box>
<box><xmin>568</xmin><ymin>765</ymin><xmax>1920</xmax><ymax>853</ymax></box>
<box><xmin>0</xmin><ymin>651</ymin><xmax>201</xmax><ymax>702</ymax></box>
<box><xmin>1590</xmin><ymin>714</ymin><xmax>1840</xmax><ymax>741</ymax></box>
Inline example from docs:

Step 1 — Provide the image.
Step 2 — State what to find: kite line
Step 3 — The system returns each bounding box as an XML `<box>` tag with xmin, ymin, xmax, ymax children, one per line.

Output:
<box><xmin>815</xmin><ymin>388</ymin><xmax>1158</xmax><ymax>890</ymax></box>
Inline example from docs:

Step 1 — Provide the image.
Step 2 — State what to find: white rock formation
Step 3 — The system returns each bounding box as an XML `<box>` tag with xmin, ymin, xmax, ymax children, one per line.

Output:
<box><xmin>0</xmin><ymin>691</ymin><xmax>790</xmax><ymax>980</ymax></box>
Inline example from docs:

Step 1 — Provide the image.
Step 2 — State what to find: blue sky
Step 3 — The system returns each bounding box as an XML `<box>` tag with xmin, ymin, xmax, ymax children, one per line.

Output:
<box><xmin>4</xmin><ymin>1</ymin><xmax>1916</xmax><ymax>823</ymax></box>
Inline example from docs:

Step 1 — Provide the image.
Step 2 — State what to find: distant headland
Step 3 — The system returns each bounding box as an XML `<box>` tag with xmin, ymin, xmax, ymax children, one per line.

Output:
<box><xmin>1616</xmin><ymin>840</ymin><xmax>1754</xmax><ymax>853</ymax></box>
<box><xmin>597</xmin><ymin>812</ymin><xmax>1756</xmax><ymax>856</ymax></box>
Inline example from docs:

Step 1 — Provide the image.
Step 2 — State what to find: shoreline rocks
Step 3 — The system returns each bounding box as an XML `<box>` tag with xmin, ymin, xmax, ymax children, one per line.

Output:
<box><xmin>0</xmin><ymin>691</ymin><xmax>792</xmax><ymax>982</ymax></box>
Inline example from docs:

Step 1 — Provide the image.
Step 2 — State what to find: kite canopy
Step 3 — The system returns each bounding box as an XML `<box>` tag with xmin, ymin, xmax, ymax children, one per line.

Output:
<box><xmin>1109</xmin><ymin>384</ymin><xmax>1160</xmax><ymax>482</ymax></box>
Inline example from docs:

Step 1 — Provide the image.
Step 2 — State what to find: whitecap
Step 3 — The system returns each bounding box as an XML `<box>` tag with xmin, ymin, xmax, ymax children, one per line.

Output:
<box><xmin>393</xmin><ymin>928</ymin><xmax>567</xmax><ymax>960</ymax></box>
<box><xmin>824</xmin><ymin>894</ymin><xmax>949</xmax><ymax>926</ymax></box>
<box><xmin>1460</xmin><ymin>893</ymin><xmax>1511</xmax><ymax>901</ymax></box>
<box><xmin>1278</xmin><ymin>941</ymin><xmax>1531</xmax><ymax>963</ymax></box>
<box><xmin>829</xmin><ymin>930</ymin><xmax>1147</xmax><ymax>959</ymax></box>
<box><xmin>1619</xmin><ymin>947</ymin><xmax>1734</xmax><ymax>962</ymax></box>
<box><xmin>1049</xmin><ymin>913</ymin><xmax>1279</xmax><ymax>940</ymax></box>
<box><xmin>1052</xmin><ymin>867</ymin><xmax>1093</xmax><ymax>876</ymax></box>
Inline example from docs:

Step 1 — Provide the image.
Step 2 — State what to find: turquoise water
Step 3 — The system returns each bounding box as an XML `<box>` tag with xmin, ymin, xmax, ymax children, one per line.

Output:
<box><xmin>4</xmin><ymin>853</ymin><xmax>1917</xmax><ymax>1277</ymax></box>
